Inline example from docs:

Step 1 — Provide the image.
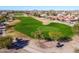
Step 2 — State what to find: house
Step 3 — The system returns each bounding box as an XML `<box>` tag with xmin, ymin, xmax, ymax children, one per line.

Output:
<box><xmin>0</xmin><ymin>23</ymin><xmax>6</xmax><ymax>36</ymax></box>
<box><xmin>48</xmin><ymin>16</ymin><xmax>57</xmax><ymax>20</ymax></box>
<box><xmin>40</xmin><ymin>14</ymin><xmax>48</xmax><ymax>18</ymax></box>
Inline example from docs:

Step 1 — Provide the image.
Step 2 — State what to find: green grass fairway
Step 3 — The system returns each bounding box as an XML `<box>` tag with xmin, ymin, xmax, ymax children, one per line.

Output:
<box><xmin>38</xmin><ymin>23</ymin><xmax>73</xmax><ymax>37</ymax></box>
<box><xmin>14</xmin><ymin>17</ymin><xmax>74</xmax><ymax>39</ymax></box>
<box><xmin>14</xmin><ymin>13</ymin><xmax>25</xmax><ymax>17</ymax></box>
<box><xmin>14</xmin><ymin>17</ymin><xmax>43</xmax><ymax>37</ymax></box>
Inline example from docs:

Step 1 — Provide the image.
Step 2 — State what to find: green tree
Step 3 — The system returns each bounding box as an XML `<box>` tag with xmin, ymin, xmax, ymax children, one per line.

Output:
<box><xmin>73</xmin><ymin>23</ymin><xmax>79</xmax><ymax>35</ymax></box>
<box><xmin>0</xmin><ymin>36</ymin><xmax>13</xmax><ymax>48</ymax></box>
<box><xmin>32</xmin><ymin>30</ymin><xmax>44</xmax><ymax>40</ymax></box>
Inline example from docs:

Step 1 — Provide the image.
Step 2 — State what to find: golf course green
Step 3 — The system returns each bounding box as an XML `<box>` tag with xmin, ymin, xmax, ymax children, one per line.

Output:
<box><xmin>14</xmin><ymin>17</ymin><xmax>74</xmax><ymax>41</ymax></box>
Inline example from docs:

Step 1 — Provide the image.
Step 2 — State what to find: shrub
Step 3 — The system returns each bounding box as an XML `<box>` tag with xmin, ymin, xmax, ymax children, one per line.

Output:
<box><xmin>43</xmin><ymin>33</ymin><xmax>53</xmax><ymax>41</ymax></box>
<box><xmin>32</xmin><ymin>30</ymin><xmax>72</xmax><ymax>42</ymax></box>
<box><xmin>0</xmin><ymin>36</ymin><xmax>13</xmax><ymax>48</ymax></box>
<box><xmin>32</xmin><ymin>30</ymin><xmax>44</xmax><ymax>40</ymax></box>
<box><xmin>73</xmin><ymin>23</ymin><xmax>79</xmax><ymax>35</ymax></box>
<box><xmin>58</xmin><ymin>37</ymin><xmax>72</xmax><ymax>42</ymax></box>
<box><xmin>48</xmin><ymin>32</ymin><xmax>62</xmax><ymax>41</ymax></box>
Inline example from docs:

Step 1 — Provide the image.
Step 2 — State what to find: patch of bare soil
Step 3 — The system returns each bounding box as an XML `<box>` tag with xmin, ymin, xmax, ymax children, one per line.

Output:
<box><xmin>23</xmin><ymin>35</ymin><xmax>79</xmax><ymax>53</ymax></box>
<box><xmin>32</xmin><ymin>16</ymin><xmax>51</xmax><ymax>25</ymax></box>
<box><xmin>7</xmin><ymin>19</ymin><xmax>21</xmax><ymax>26</ymax></box>
<box><xmin>6</xmin><ymin>29</ymin><xmax>31</xmax><ymax>40</ymax></box>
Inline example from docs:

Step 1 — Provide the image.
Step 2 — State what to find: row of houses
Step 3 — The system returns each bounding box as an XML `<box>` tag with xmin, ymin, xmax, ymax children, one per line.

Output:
<box><xmin>27</xmin><ymin>10</ymin><xmax>79</xmax><ymax>24</ymax></box>
<box><xmin>0</xmin><ymin>11</ymin><xmax>15</xmax><ymax>37</ymax></box>
<box><xmin>47</xmin><ymin>14</ymin><xmax>79</xmax><ymax>23</ymax></box>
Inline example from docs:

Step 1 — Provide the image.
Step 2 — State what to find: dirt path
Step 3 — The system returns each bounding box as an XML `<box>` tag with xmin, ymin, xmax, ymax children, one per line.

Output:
<box><xmin>32</xmin><ymin>16</ymin><xmax>51</xmax><ymax>25</ymax></box>
<box><xmin>7</xmin><ymin>19</ymin><xmax>20</xmax><ymax>26</ymax></box>
<box><xmin>32</xmin><ymin>16</ymin><xmax>74</xmax><ymax>26</ymax></box>
<box><xmin>22</xmin><ymin>35</ymin><xmax>79</xmax><ymax>53</ymax></box>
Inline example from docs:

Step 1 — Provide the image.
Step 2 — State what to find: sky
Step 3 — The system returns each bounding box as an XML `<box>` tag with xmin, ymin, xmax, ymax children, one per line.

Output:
<box><xmin>0</xmin><ymin>6</ymin><xmax>79</xmax><ymax>10</ymax></box>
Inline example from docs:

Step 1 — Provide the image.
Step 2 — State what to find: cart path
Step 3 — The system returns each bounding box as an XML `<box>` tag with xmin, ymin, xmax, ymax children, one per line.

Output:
<box><xmin>23</xmin><ymin>35</ymin><xmax>79</xmax><ymax>53</ymax></box>
<box><xmin>32</xmin><ymin>16</ymin><xmax>74</xmax><ymax>26</ymax></box>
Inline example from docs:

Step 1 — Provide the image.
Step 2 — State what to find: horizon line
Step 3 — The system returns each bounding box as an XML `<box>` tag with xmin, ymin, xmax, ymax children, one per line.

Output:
<box><xmin>0</xmin><ymin>6</ymin><xmax>79</xmax><ymax>10</ymax></box>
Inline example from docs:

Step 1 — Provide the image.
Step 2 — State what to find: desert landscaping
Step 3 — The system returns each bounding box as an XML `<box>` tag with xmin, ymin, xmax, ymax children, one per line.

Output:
<box><xmin>0</xmin><ymin>10</ymin><xmax>79</xmax><ymax>53</ymax></box>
